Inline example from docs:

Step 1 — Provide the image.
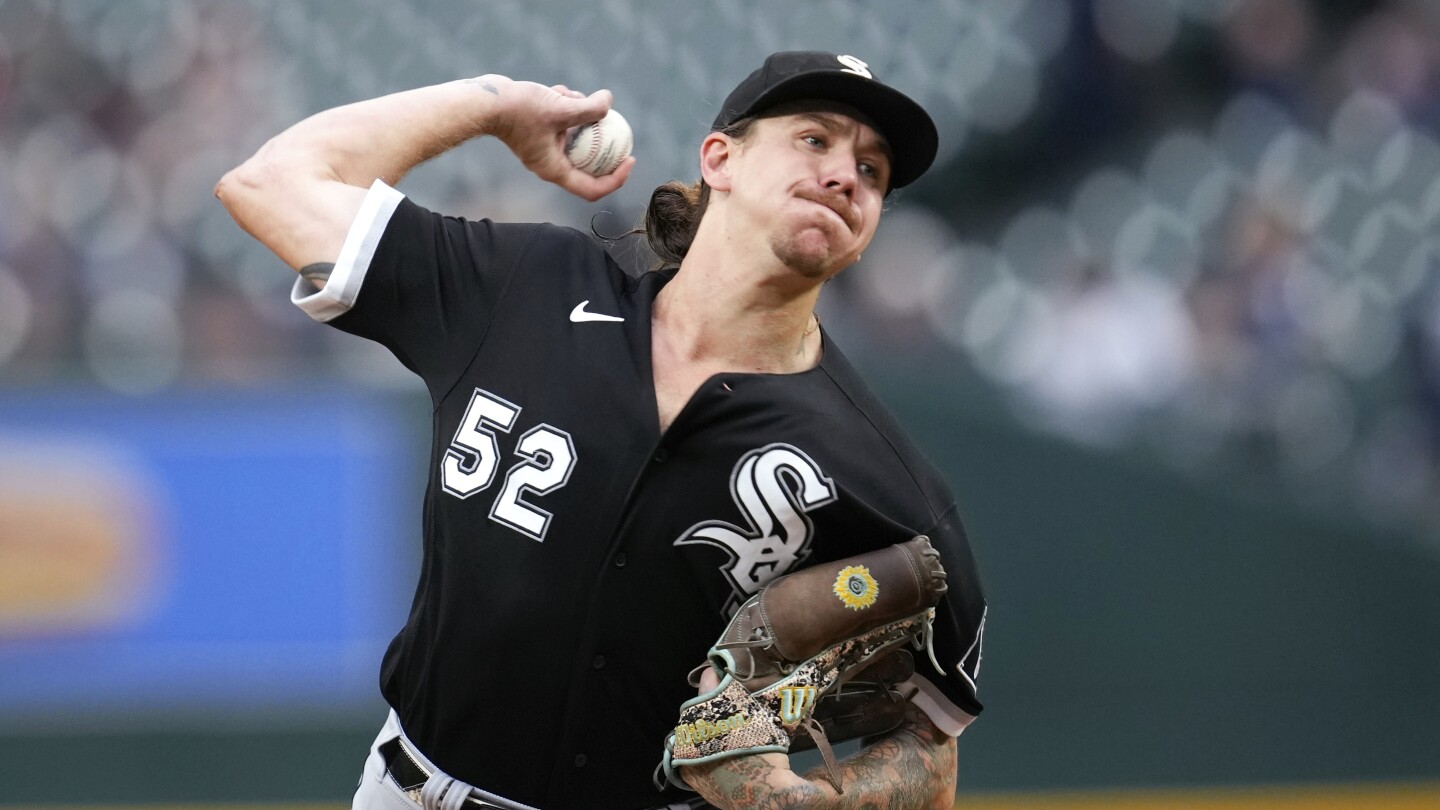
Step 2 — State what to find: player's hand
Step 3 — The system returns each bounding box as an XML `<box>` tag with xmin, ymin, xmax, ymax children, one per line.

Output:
<box><xmin>677</xmin><ymin>667</ymin><xmax>817</xmax><ymax>809</ymax></box>
<box><xmin>478</xmin><ymin>75</ymin><xmax>635</xmax><ymax>201</ymax></box>
<box><xmin>682</xmin><ymin>667</ymin><xmax>956</xmax><ymax>810</ymax></box>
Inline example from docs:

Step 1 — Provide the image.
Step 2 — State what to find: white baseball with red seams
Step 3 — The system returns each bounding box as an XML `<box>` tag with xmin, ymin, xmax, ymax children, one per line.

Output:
<box><xmin>565</xmin><ymin>109</ymin><xmax>632</xmax><ymax>176</ymax></box>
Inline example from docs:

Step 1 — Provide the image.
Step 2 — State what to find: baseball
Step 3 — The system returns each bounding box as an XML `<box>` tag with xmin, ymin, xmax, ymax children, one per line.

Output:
<box><xmin>565</xmin><ymin>109</ymin><xmax>633</xmax><ymax>176</ymax></box>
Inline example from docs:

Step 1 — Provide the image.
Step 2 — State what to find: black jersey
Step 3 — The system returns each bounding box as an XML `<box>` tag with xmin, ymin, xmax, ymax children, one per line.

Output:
<box><xmin>294</xmin><ymin>181</ymin><xmax>987</xmax><ymax>810</ymax></box>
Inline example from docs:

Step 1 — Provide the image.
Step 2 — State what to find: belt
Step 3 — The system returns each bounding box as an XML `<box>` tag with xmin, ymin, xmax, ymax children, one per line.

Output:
<box><xmin>379</xmin><ymin>737</ymin><xmax>711</xmax><ymax>810</ymax></box>
<box><xmin>380</xmin><ymin>737</ymin><xmax>508</xmax><ymax>809</ymax></box>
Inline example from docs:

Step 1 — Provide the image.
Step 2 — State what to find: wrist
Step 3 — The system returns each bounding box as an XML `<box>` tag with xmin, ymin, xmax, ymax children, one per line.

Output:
<box><xmin>452</xmin><ymin>74</ymin><xmax>512</xmax><ymax>137</ymax></box>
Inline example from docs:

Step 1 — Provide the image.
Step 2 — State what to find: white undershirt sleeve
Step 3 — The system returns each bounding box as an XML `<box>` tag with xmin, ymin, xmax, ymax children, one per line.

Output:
<box><xmin>291</xmin><ymin>179</ymin><xmax>406</xmax><ymax>323</ymax></box>
<box><xmin>904</xmin><ymin>674</ymin><xmax>979</xmax><ymax>737</ymax></box>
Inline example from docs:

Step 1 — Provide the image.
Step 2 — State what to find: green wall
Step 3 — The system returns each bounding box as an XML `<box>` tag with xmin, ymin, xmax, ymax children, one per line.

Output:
<box><xmin>883</xmin><ymin>375</ymin><xmax>1440</xmax><ymax>790</ymax></box>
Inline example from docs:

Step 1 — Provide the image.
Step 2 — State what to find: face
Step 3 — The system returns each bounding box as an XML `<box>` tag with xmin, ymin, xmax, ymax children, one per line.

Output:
<box><xmin>714</xmin><ymin>103</ymin><xmax>892</xmax><ymax>279</ymax></box>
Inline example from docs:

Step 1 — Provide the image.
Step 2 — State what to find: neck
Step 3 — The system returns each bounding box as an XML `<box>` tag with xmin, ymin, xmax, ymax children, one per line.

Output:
<box><xmin>657</xmin><ymin>237</ymin><xmax>824</xmax><ymax>373</ymax></box>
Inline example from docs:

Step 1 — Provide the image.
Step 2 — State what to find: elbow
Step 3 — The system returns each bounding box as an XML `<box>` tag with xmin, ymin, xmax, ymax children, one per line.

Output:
<box><xmin>219</xmin><ymin>128</ymin><xmax>322</xmax><ymax>202</ymax></box>
<box><xmin>213</xmin><ymin>166</ymin><xmax>255</xmax><ymax>237</ymax></box>
<box><xmin>215</xmin><ymin>140</ymin><xmax>314</xmax><ymax>236</ymax></box>
<box><xmin>214</xmin><ymin>160</ymin><xmax>248</xmax><ymax>202</ymax></box>
<box><xmin>213</xmin><ymin>165</ymin><xmax>245</xmax><ymax>212</ymax></box>
<box><xmin>930</xmin><ymin>779</ymin><xmax>957</xmax><ymax>810</ymax></box>
<box><xmin>213</xmin><ymin>147</ymin><xmax>309</xmax><ymax>263</ymax></box>
<box><xmin>926</xmin><ymin>735</ymin><xmax>959</xmax><ymax>810</ymax></box>
<box><xmin>215</xmin><ymin>148</ymin><xmax>279</xmax><ymax>216</ymax></box>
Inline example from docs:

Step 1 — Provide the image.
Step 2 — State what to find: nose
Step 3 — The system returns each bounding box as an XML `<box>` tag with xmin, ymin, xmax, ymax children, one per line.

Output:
<box><xmin>819</xmin><ymin>149</ymin><xmax>858</xmax><ymax>197</ymax></box>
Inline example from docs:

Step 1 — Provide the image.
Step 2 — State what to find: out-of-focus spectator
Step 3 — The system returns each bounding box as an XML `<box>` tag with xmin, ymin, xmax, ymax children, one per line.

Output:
<box><xmin>1019</xmin><ymin>264</ymin><xmax>1196</xmax><ymax>445</ymax></box>
<box><xmin>1221</xmin><ymin>0</ymin><xmax>1320</xmax><ymax>112</ymax></box>
<box><xmin>6</xmin><ymin>0</ymin><xmax>1440</xmax><ymax>528</ymax></box>
<box><xmin>1332</xmin><ymin>1</ymin><xmax>1440</xmax><ymax>126</ymax></box>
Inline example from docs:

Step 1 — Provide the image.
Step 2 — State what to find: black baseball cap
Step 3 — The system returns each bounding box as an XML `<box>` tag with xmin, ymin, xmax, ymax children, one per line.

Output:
<box><xmin>712</xmin><ymin>50</ymin><xmax>939</xmax><ymax>190</ymax></box>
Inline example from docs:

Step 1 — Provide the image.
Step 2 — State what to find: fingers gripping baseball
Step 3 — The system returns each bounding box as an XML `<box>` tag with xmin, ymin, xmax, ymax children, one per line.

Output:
<box><xmin>488</xmin><ymin>80</ymin><xmax>633</xmax><ymax>201</ymax></box>
<box><xmin>548</xmin><ymin>89</ymin><xmax>634</xmax><ymax>199</ymax></box>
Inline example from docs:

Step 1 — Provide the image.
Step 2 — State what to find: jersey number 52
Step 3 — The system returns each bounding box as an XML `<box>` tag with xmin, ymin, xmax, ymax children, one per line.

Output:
<box><xmin>440</xmin><ymin>386</ymin><xmax>577</xmax><ymax>542</ymax></box>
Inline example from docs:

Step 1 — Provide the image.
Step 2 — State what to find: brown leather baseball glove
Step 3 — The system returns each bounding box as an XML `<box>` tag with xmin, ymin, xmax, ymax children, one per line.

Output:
<box><xmin>658</xmin><ymin>535</ymin><xmax>948</xmax><ymax>793</ymax></box>
<box><xmin>788</xmin><ymin>647</ymin><xmax>917</xmax><ymax>753</ymax></box>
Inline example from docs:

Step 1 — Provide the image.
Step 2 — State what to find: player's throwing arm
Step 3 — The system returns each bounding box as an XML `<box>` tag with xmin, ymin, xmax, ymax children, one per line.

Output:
<box><xmin>215</xmin><ymin>75</ymin><xmax>634</xmax><ymax>273</ymax></box>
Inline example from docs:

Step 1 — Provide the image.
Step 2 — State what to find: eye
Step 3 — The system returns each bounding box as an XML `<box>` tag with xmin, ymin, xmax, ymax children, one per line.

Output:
<box><xmin>802</xmin><ymin>134</ymin><xmax>826</xmax><ymax>149</ymax></box>
<box><xmin>859</xmin><ymin>159</ymin><xmax>889</xmax><ymax>188</ymax></box>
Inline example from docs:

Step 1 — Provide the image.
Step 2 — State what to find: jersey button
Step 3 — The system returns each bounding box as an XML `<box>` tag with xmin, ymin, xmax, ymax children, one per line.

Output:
<box><xmin>613</xmin><ymin>553</ymin><xmax>628</xmax><ymax>568</ymax></box>
<box><xmin>574</xmin><ymin>753</ymin><xmax>588</xmax><ymax>767</ymax></box>
<box><xmin>592</xmin><ymin>654</ymin><xmax>606</xmax><ymax>670</ymax></box>
<box><xmin>653</xmin><ymin>447</ymin><xmax>669</xmax><ymax>463</ymax></box>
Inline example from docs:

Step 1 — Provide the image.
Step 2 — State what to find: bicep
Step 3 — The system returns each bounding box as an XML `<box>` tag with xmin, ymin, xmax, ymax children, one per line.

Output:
<box><xmin>216</xmin><ymin>145</ymin><xmax>370</xmax><ymax>271</ymax></box>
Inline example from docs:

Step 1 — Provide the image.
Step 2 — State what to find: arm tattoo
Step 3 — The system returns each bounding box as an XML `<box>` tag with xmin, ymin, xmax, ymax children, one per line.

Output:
<box><xmin>686</xmin><ymin>703</ymin><xmax>959</xmax><ymax>810</ymax></box>
<box><xmin>820</xmin><ymin>702</ymin><xmax>958</xmax><ymax>810</ymax></box>
<box><xmin>299</xmin><ymin>262</ymin><xmax>334</xmax><ymax>289</ymax></box>
<box><xmin>463</xmin><ymin>77</ymin><xmax>500</xmax><ymax>95</ymax></box>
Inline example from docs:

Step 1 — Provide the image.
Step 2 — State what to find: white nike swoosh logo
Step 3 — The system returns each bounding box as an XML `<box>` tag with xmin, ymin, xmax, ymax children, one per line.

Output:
<box><xmin>569</xmin><ymin>300</ymin><xmax>625</xmax><ymax>323</ymax></box>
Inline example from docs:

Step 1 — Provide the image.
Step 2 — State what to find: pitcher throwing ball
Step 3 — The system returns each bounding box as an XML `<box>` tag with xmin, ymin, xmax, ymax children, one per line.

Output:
<box><xmin>217</xmin><ymin>49</ymin><xmax>987</xmax><ymax>810</ymax></box>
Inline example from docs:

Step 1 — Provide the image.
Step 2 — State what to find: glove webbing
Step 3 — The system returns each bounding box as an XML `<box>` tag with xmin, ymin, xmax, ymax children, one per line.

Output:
<box><xmin>796</xmin><ymin>659</ymin><xmax>922</xmax><ymax>795</ymax></box>
<box><xmin>800</xmin><ymin>716</ymin><xmax>843</xmax><ymax>794</ymax></box>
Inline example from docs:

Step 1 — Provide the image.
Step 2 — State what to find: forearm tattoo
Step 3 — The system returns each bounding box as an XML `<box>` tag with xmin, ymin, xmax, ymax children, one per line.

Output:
<box><xmin>463</xmin><ymin>77</ymin><xmax>499</xmax><ymax>95</ymax></box>
<box><xmin>686</xmin><ymin>703</ymin><xmax>959</xmax><ymax>810</ymax></box>
<box><xmin>299</xmin><ymin>262</ymin><xmax>334</xmax><ymax>288</ymax></box>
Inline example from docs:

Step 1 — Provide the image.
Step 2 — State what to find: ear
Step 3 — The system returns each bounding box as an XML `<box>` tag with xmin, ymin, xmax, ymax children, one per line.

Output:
<box><xmin>699</xmin><ymin>132</ymin><xmax>736</xmax><ymax>193</ymax></box>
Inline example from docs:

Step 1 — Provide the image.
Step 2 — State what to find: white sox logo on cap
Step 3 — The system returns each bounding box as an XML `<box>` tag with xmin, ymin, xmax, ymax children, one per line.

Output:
<box><xmin>836</xmin><ymin>55</ymin><xmax>872</xmax><ymax>79</ymax></box>
<box><xmin>713</xmin><ymin>50</ymin><xmax>939</xmax><ymax>189</ymax></box>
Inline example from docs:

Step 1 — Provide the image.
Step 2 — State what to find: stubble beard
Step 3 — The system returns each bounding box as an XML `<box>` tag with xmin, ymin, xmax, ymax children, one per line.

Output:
<box><xmin>769</xmin><ymin>225</ymin><xmax>852</xmax><ymax>280</ymax></box>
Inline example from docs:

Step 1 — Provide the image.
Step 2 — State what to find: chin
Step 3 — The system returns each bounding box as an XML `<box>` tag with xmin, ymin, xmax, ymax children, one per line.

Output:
<box><xmin>775</xmin><ymin>247</ymin><xmax>841</xmax><ymax>279</ymax></box>
<box><xmin>772</xmin><ymin>230</ymin><xmax>852</xmax><ymax>279</ymax></box>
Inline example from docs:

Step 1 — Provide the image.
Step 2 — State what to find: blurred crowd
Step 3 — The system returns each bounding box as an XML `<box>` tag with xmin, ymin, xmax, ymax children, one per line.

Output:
<box><xmin>3</xmin><ymin>0</ymin><xmax>1440</xmax><ymax>529</ymax></box>
<box><xmin>839</xmin><ymin>0</ymin><xmax>1440</xmax><ymax>530</ymax></box>
<box><xmin>0</xmin><ymin>1</ymin><xmax>313</xmax><ymax>390</ymax></box>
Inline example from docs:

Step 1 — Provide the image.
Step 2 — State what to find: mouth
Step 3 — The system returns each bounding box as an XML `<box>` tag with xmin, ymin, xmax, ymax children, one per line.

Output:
<box><xmin>794</xmin><ymin>188</ymin><xmax>858</xmax><ymax>233</ymax></box>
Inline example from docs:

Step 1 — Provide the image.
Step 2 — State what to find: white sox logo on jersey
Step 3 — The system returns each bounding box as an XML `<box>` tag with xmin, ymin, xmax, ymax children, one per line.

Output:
<box><xmin>674</xmin><ymin>443</ymin><xmax>837</xmax><ymax>614</ymax></box>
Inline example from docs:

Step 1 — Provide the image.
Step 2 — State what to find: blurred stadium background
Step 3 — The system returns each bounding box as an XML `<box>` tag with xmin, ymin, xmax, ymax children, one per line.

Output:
<box><xmin>2</xmin><ymin>0</ymin><xmax>1439</xmax><ymax>806</ymax></box>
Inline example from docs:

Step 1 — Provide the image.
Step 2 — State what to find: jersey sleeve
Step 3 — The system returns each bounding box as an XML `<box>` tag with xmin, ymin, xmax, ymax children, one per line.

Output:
<box><xmin>905</xmin><ymin>502</ymin><xmax>987</xmax><ymax>737</ymax></box>
<box><xmin>290</xmin><ymin>179</ymin><xmax>540</xmax><ymax>397</ymax></box>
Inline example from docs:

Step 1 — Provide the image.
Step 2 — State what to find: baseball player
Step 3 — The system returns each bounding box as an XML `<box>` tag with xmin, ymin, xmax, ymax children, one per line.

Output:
<box><xmin>217</xmin><ymin>50</ymin><xmax>986</xmax><ymax>810</ymax></box>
